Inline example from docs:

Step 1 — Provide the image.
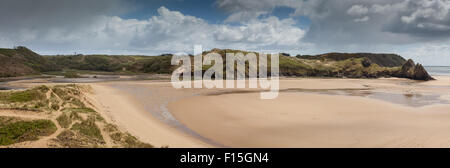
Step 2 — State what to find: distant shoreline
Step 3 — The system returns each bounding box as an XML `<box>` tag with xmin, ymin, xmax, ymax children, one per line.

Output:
<box><xmin>425</xmin><ymin>66</ymin><xmax>450</xmax><ymax>76</ymax></box>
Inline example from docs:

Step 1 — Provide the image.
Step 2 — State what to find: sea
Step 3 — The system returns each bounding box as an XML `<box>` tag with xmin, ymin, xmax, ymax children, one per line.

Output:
<box><xmin>425</xmin><ymin>66</ymin><xmax>450</xmax><ymax>76</ymax></box>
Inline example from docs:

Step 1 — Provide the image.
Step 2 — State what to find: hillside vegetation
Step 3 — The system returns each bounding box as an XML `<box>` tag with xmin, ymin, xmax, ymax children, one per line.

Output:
<box><xmin>297</xmin><ymin>53</ymin><xmax>406</xmax><ymax>67</ymax></box>
<box><xmin>0</xmin><ymin>47</ymin><xmax>60</xmax><ymax>77</ymax></box>
<box><xmin>200</xmin><ymin>49</ymin><xmax>429</xmax><ymax>80</ymax></box>
<box><xmin>46</xmin><ymin>54</ymin><xmax>174</xmax><ymax>74</ymax></box>
<box><xmin>0</xmin><ymin>47</ymin><xmax>433</xmax><ymax>80</ymax></box>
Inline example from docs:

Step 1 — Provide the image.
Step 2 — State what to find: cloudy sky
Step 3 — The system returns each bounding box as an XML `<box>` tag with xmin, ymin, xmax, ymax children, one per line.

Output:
<box><xmin>1</xmin><ymin>0</ymin><xmax>450</xmax><ymax>65</ymax></box>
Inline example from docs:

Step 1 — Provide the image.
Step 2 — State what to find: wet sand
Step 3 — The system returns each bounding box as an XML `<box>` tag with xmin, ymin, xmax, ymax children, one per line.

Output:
<box><xmin>168</xmin><ymin>77</ymin><xmax>450</xmax><ymax>147</ymax></box>
<box><xmin>88</xmin><ymin>82</ymin><xmax>212</xmax><ymax>148</ymax></box>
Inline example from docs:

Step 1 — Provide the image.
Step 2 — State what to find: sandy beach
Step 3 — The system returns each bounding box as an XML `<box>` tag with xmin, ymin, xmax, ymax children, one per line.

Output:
<box><xmin>167</xmin><ymin>77</ymin><xmax>450</xmax><ymax>147</ymax></box>
<box><xmin>88</xmin><ymin>83</ymin><xmax>212</xmax><ymax>148</ymax></box>
<box><xmin>169</xmin><ymin>91</ymin><xmax>450</xmax><ymax>147</ymax></box>
<box><xmin>4</xmin><ymin>76</ymin><xmax>450</xmax><ymax>148</ymax></box>
<box><xmin>60</xmin><ymin>76</ymin><xmax>450</xmax><ymax>148</ymax></box>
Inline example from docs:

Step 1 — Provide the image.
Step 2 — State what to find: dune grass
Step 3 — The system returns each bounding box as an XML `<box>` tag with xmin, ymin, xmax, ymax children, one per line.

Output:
<box><xmin>0</xmin><ymin>84</ymin><xmax>153</xmax><ymax>147</ymax></box>
<box><xmin>71</xmin><ymin>117</ymin><xmax>104</xmax><ymax>142</ymax></box>
<box><xmin>2</xmin><ymin>89</ymin><xmax>45</xmax><ymax>103</ymax></box>
<box><xmin>0</xmin><ymin>118</ymin><xmax>57</xmax><ymax>146</ymax></box>
<box><xmin>63</xmin><ymin>71</ymin><xmax>82</xmax><ymax>78</ymax></box>
<box><xmin>56</xmin><ymin>113</ymin><xmax>71</xmax><ymax>128</ymax></box>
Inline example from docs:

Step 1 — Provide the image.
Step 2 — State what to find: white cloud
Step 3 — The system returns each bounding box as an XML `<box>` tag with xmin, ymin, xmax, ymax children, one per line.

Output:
<box><xmin>0</xmin><ymin>6</ymin><xmax>306</xmax><ymax>55</ymax></box>
<box><xmin>354</xmin><ymin>16</ymin><xmax>370</xmax><ymax>22</ymax></box>
<box><xmin>396</xmin><ymin>43</ymin><xmax>450</xmax><ymax>66</ymax></box>
<box><xmin>347</xmin><ymin>5</ymin><xmax>369</xmax><ymax>16</ymax></box>
<box><xmin>129</xmin><ymin>7</ymin><xmax>305</xmax><ymax>53</ymax></box>
<box><xmin>228</xmin><ymin>17</ymin><xmax>305</xmax><ymax>46</ymax></box>
<box><xmin>369</xmin><ymin>1</ymin><xmax>409</xmax><ymax>14</ymax></box>
<box><xmin>215</xmin><ymin>0</ymin><xmax>304</xmax><ymax>22</ymax></box>
<box><xmin>400</xmin><ymin>0</ymin><xmax>450</xmax><ymax>30</ymax></box>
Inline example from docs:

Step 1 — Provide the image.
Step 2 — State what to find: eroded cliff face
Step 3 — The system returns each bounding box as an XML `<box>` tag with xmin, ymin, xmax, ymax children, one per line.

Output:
<box><xmin>396</xmin><ymin>59</ymin><xmax>434</xmax><ymax>81</ymax></box>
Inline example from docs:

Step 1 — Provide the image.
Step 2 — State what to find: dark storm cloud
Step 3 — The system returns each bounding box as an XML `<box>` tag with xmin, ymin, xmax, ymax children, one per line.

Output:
<box><xmin>215</xmin><ymin>0</ymin><xmax>450</xmax><ymax>45</ymax></box>
<box><xmin>299</xmin><ymin>0</ymin><xmax>414</xmax><ymax>46</ymax></box>
<box><xmin>0</xmin><ymin>0</ymin><xmax>125</xmax><ymax>29</ymax></box>
<box><xmin>0</xmin><ymin>0</ymin><xmax>126</xmax><ymax>48</ymax></box>
<box><xmin>383</xmin><ymin>0</ymin><xmax>450</xmax><ymax>38</ymax></box>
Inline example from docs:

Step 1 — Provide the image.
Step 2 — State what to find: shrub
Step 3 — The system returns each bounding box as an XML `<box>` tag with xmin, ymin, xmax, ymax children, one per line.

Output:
<box><xmin>64</xmin><ymin>71</ymin><xmax>81</xmax><ymax>78</ymax></box>
<box><xmin>71</xmin><ymin>118</ymin><xmax>103</xmax><ymax>142</ymax></box>
<box><xmin>56</xmin><ymin>114</ymin><xmax>71</xmax><ymax>128</ymax></box>
<box><xmin>0</xmin><ymin>120</ymin><xmax>57</xmax><ymax>146</ymax></box>
<box><xmin>8</xmin><ymin>90</ymin><xmax>44</xmax><ymax>102</ymax></box>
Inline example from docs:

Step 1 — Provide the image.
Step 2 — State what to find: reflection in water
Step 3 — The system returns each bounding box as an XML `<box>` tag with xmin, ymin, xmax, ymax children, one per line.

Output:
<box><xmin>207</xmin><ymin>88</ymin><xmax>449</xmax><ymax>107</ymax></box>
<box><xmin>368</xmin><ymin>92</ymin><xmax>447</xmax><ymax>107</ymax></box>
<box><xmin>49</xmin><ymin>75</ymin><xmax>170</xmax><ymax>83</ymax></box>
<box><xmin>0</xmin><ymin>87</ymin><xmax>11</xmax><ymax>90</ymax></box>
<box><xmin>49</xmin><ymin>76</ymin><xmax>120</xmax><ymax>83</ymax></box>
<box><xmin>286</xmin><ymin>88</ymin><xmax>449</xmax><ymax>107</ymax></box>
<box><xmin>0</xmin><ymin>82</ymin><xmax>23</xmax><ymax>90</ymax></box>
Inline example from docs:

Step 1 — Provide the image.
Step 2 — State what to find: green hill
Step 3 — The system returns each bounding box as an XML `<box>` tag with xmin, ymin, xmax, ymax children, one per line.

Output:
<box><xmin>46</xmin><ymin>54</ymin><xmax>174</xmax><ymax>74</ymax></box>
<box><xmin>0</xmin><ymin>47</ymin><xmax>433</xmax><ymax>80</ymax></box>
<box><xmin>0</xmin><ymin>46</ymin><xmax>60</xmax><ymax>77</ymax></box>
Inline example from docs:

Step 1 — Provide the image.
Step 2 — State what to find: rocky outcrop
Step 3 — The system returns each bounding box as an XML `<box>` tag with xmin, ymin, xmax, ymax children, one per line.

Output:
<box><xmin>361</xmin><ymin>58</ymin><xmax>372</xmax><ymax>67</ymax></box>
<box><xmin>397</xmin><ymin>59</ymin><xmax>434</xmax><ymax>81</ymax></box>
<box><xmin>413</xmin><ymin>64</ymin><xmax>434</xmax><ymax>81</ymax></box>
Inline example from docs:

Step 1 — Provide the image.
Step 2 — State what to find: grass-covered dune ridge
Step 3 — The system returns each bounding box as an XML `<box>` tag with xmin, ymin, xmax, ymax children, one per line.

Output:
<box><xmin>0</xmin><ymin>85</ymin><xmax>153</xmax><ymax>148</ymax></box>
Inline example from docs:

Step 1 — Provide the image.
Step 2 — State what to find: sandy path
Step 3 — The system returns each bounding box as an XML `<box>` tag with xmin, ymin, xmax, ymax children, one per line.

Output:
<box><xmin>0</xmin><ymin>110</ymin><xmax>49</xmax><ymax>120</ymax></box>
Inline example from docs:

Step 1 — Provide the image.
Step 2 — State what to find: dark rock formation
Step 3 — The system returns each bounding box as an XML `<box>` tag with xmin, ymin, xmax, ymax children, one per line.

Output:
<box><xmin>281</xmin><ymin>53</ymin><xmax>290</xmax><ymax>57</ymax></box>
<box><xmin>400</xmin><ymin>59</ymin><xmax>415</xmax><ymax>78</ymax></box>
<box><xmin>398</xmin><ymin>59</ymin><xmax>434</xmax><ymax>81</ymax></box>
<box><xmin>414</xmin><ymin>64</ymin><xmax>434</xmax><ymax>81</ymax></box>
<box><xmin>361</xmin><ymin>58</ymin><xmax>372</xmax><ymax>67</ymax></box>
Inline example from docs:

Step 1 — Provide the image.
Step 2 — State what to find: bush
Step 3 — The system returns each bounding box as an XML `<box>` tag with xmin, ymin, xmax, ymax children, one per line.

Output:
<box><xmin>0</xmin><ymin>120</ymin><xmax>57</xmax><ymax>146</ymax></box>
<box><xmin>71</xmin><ymin>118</ymin><xmax>103</xmax><ymax>142</ymax></box>
<box><xmin>64</xmin><ymin>71</ymin><xmax>81</xmax><ymax>78</ymax></box>
<box><xmin>56</xmin><ymin>114</ymin><xmax>71</xmax><ymax>128</ymax></box>
<box><xmin>8</xmin><ymin>90</ymin><xmax>44</xmax><ymax>102</ymax></box>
